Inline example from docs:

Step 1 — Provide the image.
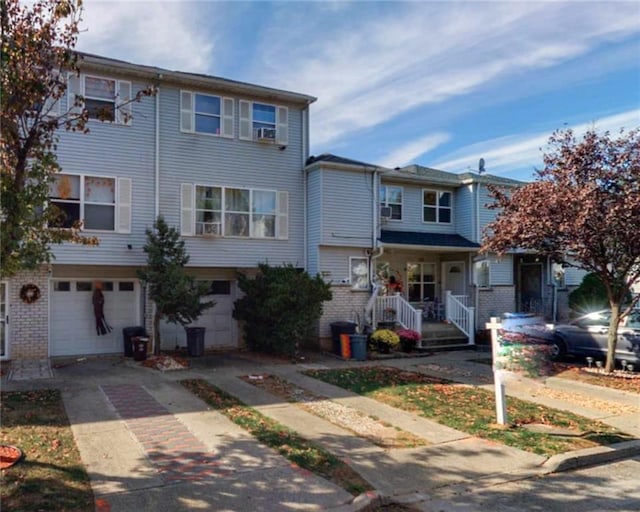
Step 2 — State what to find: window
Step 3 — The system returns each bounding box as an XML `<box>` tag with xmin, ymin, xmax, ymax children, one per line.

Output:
<box><xmin>407</xmin><ymin>263</ymin><xmax>436</xmax><ymax>302</ymax></box>
<box><xmin>380</xmin><ymin>185</ymin><xmax>402</xmax><ymax>220</ymax></box>
<box><xmin>49</xmin><ymin>174</ymin><xmax>130</xmax><ymax>232</ymax></box>
<box><xmin>81</xmin><ymin>75</ymin><xmax>131</xmax><ymax>124</ymax></box>
<box><xmin>181</xmin><ymin>91</ymin><xmax>234</xmax><ymax>137</ymax></box>
<box><xmin>350</xmin><ymin>257</ymin><xmax>369</xmax><ymax>290</ymax></box>
<box><xmin>76</xmin><ymin>281</ymin><xmax>92</xmax><ymax>291</ymax></box>
<box><xmin>182</xmin><ymin>184</ymin><xmax>287</xmax><ymax>239</ymax></box>
<box><xmin>119</xmin><ymin>282</ymin><xmax>134</xmax><ymax>291</ymax></box>
<box><xmin>423</xmin><ymin>189</ymin><xmax>452</xmax><ymax>223</ymax></box>
<box><xmin>474</xmin><ymin>260</ymin><xmax>491</xmax><ymax>288</ymax></box>
<box><xmin>239</xmin><ymin>100</ymin><xmax>288</xmax><ymax>144</ymax></box>
<box><xmin>53</xmin><ymin>281</ymin><xmax>71</xmax><ymax>292</ymax></box>
<box><xmin>195</xmin><ymin>186</ymin><xmax>222</xmax><ymax>235</ymax></box>
<box><xmin>203</xmin><ymin>281</ymin><xmax>231</xmax><ymax>295</ymax></box>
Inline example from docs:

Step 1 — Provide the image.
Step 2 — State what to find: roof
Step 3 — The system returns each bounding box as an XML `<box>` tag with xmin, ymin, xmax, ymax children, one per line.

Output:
<box><xmin>379</xmin><ymin>230</ymin><xmax>480</xmax><ymax>249</ymax></box>
<box><xmin>305</xmin><ymin>153</ymin><xmax>380</xmax><ymax>170</ymax></box>
<box><xmin>382</xmin><ymin>165</ymin><xmax>525</xmax><ymax>187</ymax></box>
<box><xmin>76</xmin><ymin>52</ymin><xmax>317</xmax><ymax>106</ymax></box>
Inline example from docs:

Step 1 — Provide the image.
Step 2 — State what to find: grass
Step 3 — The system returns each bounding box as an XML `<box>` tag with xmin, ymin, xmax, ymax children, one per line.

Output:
<box><xmin>304</xmin><ymin>366</ymin><xmax>634</xmax><ymax>456</ymax></box>
<box><xmin>181</xmin><ymin>378</ymin><xmax>372</xmax><ymax>495</ymax></box>
<box><xmin>0</xmin><ymin>389</ymin><xmax>93</xmax><ymax>512</ymax></box>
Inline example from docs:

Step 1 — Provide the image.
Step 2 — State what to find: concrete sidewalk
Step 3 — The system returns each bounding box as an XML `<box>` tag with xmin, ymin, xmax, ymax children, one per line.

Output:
<box><xmin>3</xmin><ymin>350</ymin><xmax>639</xmax><ymax>511</ymax></box>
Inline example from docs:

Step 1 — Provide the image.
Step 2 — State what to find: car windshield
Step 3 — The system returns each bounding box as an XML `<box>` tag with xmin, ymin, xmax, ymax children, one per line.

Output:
<box><xmin>576</xmin><ymin>311</ymin><xmax>611</xmax><ymax>327</ymax></box>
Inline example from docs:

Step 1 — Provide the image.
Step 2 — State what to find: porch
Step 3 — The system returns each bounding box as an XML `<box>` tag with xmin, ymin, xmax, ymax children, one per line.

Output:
<box><xmin>374</xmin><ymin>292</ymin><xmax>474</xmax><ymax>349</ymax></box>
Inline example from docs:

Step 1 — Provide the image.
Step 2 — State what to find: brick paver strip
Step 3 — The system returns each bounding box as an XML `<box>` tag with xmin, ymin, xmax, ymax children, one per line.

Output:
<box><xmin>101</xmin><ymin>384</ymin><xmax>231</xmax><ymax>483</ymax></box>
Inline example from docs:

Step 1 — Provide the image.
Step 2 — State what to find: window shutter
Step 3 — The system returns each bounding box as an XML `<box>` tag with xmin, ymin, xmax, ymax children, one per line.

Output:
<box><xmin>239</xmin><ymin>100</ymin><xmax>251</xmax><ymax>140</ymax></box>
<box><xmin>181</xmin><ymin>183</ymin><xmax>195</xmax><ymax>236</ymax></box>
<box><xmin>221</xmin><ymin>97</ymin><xmax>234</xmax><ymax>138</ymax></box>
<box><xmin>117</xmin><ymin>80</ymin><xmax>132</xmax><ymax>125</ymax></box>
<box><xmin>180</xmin><ymin>91</ymin><xmax>193</xmax><ymax>132</ymax></box>
<box><xmin>276</xmin><ymin>106</ymin><xmax>288</xmax><ymax>145</ymax></box>
<box><xmin>67</xmin><ymin>72</ymin><xmax>83</xmax><ymax>114</ymax></box>
<box><xmin>276</xmin><ymin>190</ymin><xmax>288</xmax><ymax>240</ymax></box>
<box><xmin>117</xmin><ymin>178</ymin><xmax>132</xmax><ymax>233</ymax></box>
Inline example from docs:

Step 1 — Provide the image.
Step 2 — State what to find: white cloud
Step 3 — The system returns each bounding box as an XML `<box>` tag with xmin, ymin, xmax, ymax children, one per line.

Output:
<box><xmin>434</xmin><ymin>109</ymin><xmax>640</xmax><ymax>178</ymax></box>
<box><xmin>254</xmin><ymin>2</ymin><xmax>640</xmax><ymax>146</ymax></box>
<box><xmin>76</xmin><ymin>0</ymin><xmax>215</xmax><ymax>73</ymax></box>
<box><xmin>378</xmin><ymin>132</ymin><xmax>451</xmax><ymax>168</ymax></box>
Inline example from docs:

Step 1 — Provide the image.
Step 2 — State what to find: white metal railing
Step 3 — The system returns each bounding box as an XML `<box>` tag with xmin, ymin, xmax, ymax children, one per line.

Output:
<box><xmin>374</xmin><ymin>294</ymin><xmax>422</xmax><ymax>333</ymax></box>
<box><xmin>445</xmin><ymin>291</ymin><xmax>475</xmax><ymax>344</ymax></box>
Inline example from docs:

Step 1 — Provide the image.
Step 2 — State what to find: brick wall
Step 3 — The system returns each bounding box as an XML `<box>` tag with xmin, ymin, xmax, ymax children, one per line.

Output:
<box><xmin>317</xmin><ymin>285</ymin><xmax>369</xmax><ymax>350</ymax></box>
<box><xmin>8</xmin><ymin>268</ymin><xmax>49</xmax><ymax>359</ymax></box>
<box><xmin>476</xmin><ymin>286</ymin><xmax>516</xmax><ymax>331</ymax></box>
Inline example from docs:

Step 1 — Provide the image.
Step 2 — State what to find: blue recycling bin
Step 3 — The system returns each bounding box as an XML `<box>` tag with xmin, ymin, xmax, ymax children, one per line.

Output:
<box><xmin>350</xmin><ymin>334</ymin><xmax>368</xmax><ymax>361</ymax></box>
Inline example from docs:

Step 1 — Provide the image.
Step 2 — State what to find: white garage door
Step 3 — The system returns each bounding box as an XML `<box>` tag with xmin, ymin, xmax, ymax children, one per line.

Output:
<box><xmin>50</xmin><ymin>279</ymin><xmax>141</xmax><ymax>356</ymax></box>
<box><xmin>159</xmin><ymin>280</ymin><xmax>237</xmax><ymax>350</ymax></box>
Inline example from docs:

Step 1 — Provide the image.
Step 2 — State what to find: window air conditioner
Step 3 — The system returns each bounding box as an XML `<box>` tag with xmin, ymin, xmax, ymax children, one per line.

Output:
<box><xmin>256</xmin><ymin>127</ymin><xmax>276</xmax><ymax>141</ymax></box>
<box><xmin>380</xmin><ymin>206</ymin><xmax>392</xmax><ymax>219</ymax></box>
<box><xmin>203</xmin><ymin>222</ymin><xmax>221</xmax><ymax>236</ymax></box>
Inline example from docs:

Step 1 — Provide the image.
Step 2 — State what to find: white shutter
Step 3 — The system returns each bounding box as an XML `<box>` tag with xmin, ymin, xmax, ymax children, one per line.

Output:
<box><xmin>181</xmin><ymin>183</ymin><xmax>195</xmax><ymax>236</ymax></box>
<box><xmin>180</xmin><ymin>91</ymin><xmax>194</xmax><ymax>132</ymax></box>
<box><xmin>276</xmin><ymin>190</ymin><xmax>288</xmax><ymax>240</ymax></box>
<box><xmin>117</xmin><ymin>178</ymin><xmax>132</xmax><ymax>233</ymax></box>
<box><xmin>67</xmin><ymin>72</ymin><xmax>82</xmax><ymax>114</ymax></box>
<box><xmin>221</xmin><ymin>97</ymin><xmax>234</xmax><ymax>138</ymax></box>
<box><xmin>276</xmin><ymin>106</ymin><xmax>288</xmax><ymax>145</ymax></box>
<box><xmin>117</xmin><ymin>80</ymin><xmax>132</xmax><ymax>125</ymax></box>
<box><xmin>239</xmin><ymin>100</ymin><xmax>251</xmax><ymax>140</ymax></box>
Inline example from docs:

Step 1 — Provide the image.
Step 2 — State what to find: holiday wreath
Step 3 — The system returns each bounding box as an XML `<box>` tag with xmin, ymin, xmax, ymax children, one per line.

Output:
<box><xmin>20</xmin><ymin>283</ymin><xmax>41</xmax><ymax>304</ymax></box>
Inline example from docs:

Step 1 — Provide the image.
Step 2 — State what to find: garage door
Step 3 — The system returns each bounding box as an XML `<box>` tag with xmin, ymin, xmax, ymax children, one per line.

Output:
<box><xmin>50</xmin><ymin>279</ymin><xmax>140</xmax><ymax>356</ymax></box>
<box><xmin>159</xmin><ymin>280</ymin><xmax>237</xmax><ymax>350</ymax></box>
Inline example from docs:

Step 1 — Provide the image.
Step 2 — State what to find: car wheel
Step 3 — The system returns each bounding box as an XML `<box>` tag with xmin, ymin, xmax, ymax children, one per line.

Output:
<box><xmin>549</xmin><ymin>337</ymin><xmax>567</xmax><ymax>360</ymax></box>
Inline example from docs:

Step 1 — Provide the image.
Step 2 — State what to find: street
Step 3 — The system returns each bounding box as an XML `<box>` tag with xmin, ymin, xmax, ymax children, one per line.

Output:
<box><xmin>417</xmin><ymin>457</ymin><xmax>640</xmax><ymax>512</ymax></box>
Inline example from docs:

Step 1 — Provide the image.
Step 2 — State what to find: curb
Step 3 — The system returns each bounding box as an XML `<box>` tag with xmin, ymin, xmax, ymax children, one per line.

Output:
<box><xmin>542</xmin><ymin>439</ymin><xmax>640</xmax><ymax>473</ymax></box>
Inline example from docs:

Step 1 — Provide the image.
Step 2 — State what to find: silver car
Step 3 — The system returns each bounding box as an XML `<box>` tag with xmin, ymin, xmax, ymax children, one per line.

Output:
<box><xmin>550</xmin><ymin>309</ymin><xmax>640</xmax><ymax>364</ymax></box>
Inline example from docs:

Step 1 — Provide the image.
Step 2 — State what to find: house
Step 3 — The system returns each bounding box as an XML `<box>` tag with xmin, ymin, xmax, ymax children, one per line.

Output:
<box><xmin>305</xmin><ymin>155</ymin><xmax>585</xmax><ymax>348</ymax></box>
<box><xmin>2</xmin><ymin>52</ymin><xmax>586</xmax><ymax>361</ymax></box>
<box><xmin>1</xmin><ymin>52</ymin><xmax>315</xmax><ymax>361</ymax></box>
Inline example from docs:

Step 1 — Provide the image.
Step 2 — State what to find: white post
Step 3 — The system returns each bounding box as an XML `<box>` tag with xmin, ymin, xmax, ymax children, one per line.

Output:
<box><xmin>486</xmin><ymin>317</ymin><xmax>507</xmax><ymax>425</ymax></box>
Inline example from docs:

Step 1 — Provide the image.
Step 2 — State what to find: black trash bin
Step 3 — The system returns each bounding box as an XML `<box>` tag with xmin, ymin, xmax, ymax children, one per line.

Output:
<box><xmin>186</xmin><ymin>327</ymin><xmax>205</xmax><ymax>357</ymax></box>
<box><xmin>330</xmin><ymin>321</ymin><xmax>357</xmax><ymax>355</ymax></box>
<box><xmin>132</xmin><ymin>336</ymin><xmax>149</xmax><ymax>361</ymax></box>
<box><xmin>122</xmin><ymin>326</ymin><xmax>148</xmax><ymax>357</ymax></box>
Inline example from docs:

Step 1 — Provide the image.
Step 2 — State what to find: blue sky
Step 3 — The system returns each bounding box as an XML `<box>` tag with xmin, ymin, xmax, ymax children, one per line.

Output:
<box><xmin>76</xmin><ymin>0</ymin><xmax>640</xmax><ymax>181</ymax></box>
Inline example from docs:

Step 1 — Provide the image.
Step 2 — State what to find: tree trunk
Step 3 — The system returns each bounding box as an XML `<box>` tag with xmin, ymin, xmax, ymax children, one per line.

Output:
<box><xmin>153</xmin><ymin>311</ymin><xmax>161</xmax><ymax>356</ymax></box>
<box><xmin>605</xmin><ymin>302</ymin><xmax>620</xmax><ymax>373</ymax></box>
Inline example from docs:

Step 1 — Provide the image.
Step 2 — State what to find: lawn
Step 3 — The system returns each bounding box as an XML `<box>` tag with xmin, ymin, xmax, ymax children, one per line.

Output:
<box><xmin>181</xmin><ymin>378</ymin><xmax>372</xmax><ymax>495</ymax></box>
<box><xmin>304</xmin><ymin>366</ymin><xmax>633</xmax><ymax>456</ymax></box>
<box><xmin>1</xmin><ymin>389</ymin><xmax>93</xmax><ymax>512</ymax></box>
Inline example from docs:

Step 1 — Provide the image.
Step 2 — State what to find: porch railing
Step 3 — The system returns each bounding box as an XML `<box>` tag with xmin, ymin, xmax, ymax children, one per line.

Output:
<box><xmin>374</xmin><ymin>294</ymin><xmax>422</xmax><ymax>333</ymax></box>
<box><xmin>445</xmin><ymin>291</ymin><xmax>475</xmax><ymax>344</ymax></box>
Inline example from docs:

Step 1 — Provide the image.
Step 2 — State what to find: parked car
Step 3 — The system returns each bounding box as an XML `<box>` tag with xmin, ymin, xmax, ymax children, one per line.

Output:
<box><xmin>549</xmin><ymin>309</ymin><xmax>640</xmax><ymax>365</ymax></box>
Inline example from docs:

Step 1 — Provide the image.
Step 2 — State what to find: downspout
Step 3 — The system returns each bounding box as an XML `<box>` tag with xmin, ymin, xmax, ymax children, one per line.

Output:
<box><xmin>302</xmin><ymin>105</ymin><xmax>309</xmax><ymax>271</ymax></box>
<box><xmin>475</xmin><ymin>181</ymin><xmax>481</xmax><ymax>330</ymax></box>
<box><xmin>154</xmin><ymin>80</ymin><xmax>161</xmax><ymax>219</ymax></box>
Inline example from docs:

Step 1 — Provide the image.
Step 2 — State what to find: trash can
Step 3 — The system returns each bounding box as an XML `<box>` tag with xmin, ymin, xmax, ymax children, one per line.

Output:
<box><xmin>122</xmin><ymin>326</ymin><xmax>147</xmax><ymax>357</ymax></box>
<box><xmin>350</xmin><ymin>334</ymin><xmax>368</xmax><ymax>361</ymax></box>
<box><xmin>132</xmin><ymin>336</ymin><xmax>149</xmax><ymax>361</ymax></box>
<box><xmin>186</xmin><ymin>327</ymin><xmax>205</xmax><ymax>357</ymax></box>
<box><xmin>330</xmin><ymin>321</ymin><xmax>357</xmax><ymax>355</ymax></box>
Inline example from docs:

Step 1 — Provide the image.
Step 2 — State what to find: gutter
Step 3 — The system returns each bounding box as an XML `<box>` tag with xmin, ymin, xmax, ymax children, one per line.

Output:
<box><xmin>155</xmin><ymin>79</ymin><xmax>161</xmax><ymax>219</ymax></box>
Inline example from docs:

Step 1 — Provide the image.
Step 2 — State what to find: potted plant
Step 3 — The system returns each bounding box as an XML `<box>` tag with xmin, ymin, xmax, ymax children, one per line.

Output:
<box><xmin>396</xmin><ymin>328</ymin><xmax>421</xmax><ymax>352</ymax></box>
<box><xmin>370</xmin><ymin>329</ymin><xmax>400</xmax><ymax>353</ymax></box>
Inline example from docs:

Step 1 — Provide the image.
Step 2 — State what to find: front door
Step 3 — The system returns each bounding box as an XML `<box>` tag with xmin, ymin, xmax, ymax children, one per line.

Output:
<box><xmin>1</xmin><ymin>282</ymin><xmax>8</xmax><ymax>360</ymax></box>
<box><xmin>519</xmin><ymin>263</ymin><xmax>543</xmax><ymax>313</ymax></box>
<box><xmin>442</xmin><ymin>262</ymin><xmax>466</xmax><ymax>297</ymax></box>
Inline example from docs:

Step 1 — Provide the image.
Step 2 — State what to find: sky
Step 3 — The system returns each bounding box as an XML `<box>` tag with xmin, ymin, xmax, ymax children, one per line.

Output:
<box><xmin>75</xmin><ymin>0</ymin><xmax>640</xmax><ymax>181</ymax></box>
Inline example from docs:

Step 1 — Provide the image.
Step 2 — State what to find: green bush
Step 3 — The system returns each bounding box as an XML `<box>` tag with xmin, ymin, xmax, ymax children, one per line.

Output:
<box><xmin>569</xmin><ymin>273</ymin><xmax>608</xmax><ymax>313</ymax></box>
<box><xmin>233</xmin><ymin>263</ymin><xmax>332</xmax><ymax>357</ymax></box>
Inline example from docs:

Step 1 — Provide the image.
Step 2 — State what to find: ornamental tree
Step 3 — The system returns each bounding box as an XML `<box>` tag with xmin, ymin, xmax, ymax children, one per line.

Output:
<box><xmin>482</xmin><ymin>128</ymin><xmax>640</xmax><ymax>373</ymax></box>
<box><xmin>1</xmin><ymin>0</ymin><xmax>153</xmax><ymax>277</ymax></box>
<box><xmin>138</xmin><ymin>217</ymin><xmax>215</xmax><ymax>355</ymax></box>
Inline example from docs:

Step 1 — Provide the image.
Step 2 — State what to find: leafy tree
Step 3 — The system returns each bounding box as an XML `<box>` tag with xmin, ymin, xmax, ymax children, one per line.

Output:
<box><xmin>483</xmin><ymin>128</ymin><xmax>640</xmax><ymax>372</ymax></box>
<box><xmin>233</xmin><ymin>263</ymin><xmax>332</xmax><ymax>358</ymax></box>
<box><xmin>1</xmin><ymin>0</ymin><xmax>153</xmax><ymax>277</ymax></box>
<box><xmin>137</xmin><ymin>217</ymin><xmax>215</xmax><ymax>355</ymax></box>
<box><xmin>568</xmin><ymin>273</ymin><xmax>608</xmax><ymax>313</ymax></box>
